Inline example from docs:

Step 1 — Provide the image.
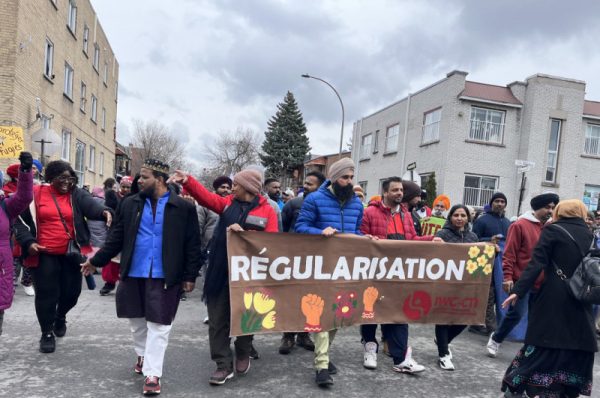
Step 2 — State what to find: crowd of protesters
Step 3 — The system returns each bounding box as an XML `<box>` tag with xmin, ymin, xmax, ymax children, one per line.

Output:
<box><xmin>1</xmin><ymin>153</ymin><xmax>599</xmax><ymax>397</ymax></box>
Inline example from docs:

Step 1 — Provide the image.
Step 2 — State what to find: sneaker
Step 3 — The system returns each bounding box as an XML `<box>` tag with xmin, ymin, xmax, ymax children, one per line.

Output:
<box><xmin>134</xmin><ymin>356</ymin><xmax>144</xmax><ymax>375</ymax></box>
<box><xmin>203</xmin><ymin>316</ymin><xmax>209</xmax><ymax>325</ymax></box>
<box><xmin>209</xmin><ymin>368</ymin><xmax>234</xmax><ymax>385</ymax></box>
<box><xmin>296</xmin><ymin>333</ymin><xmax>315</xmax><ymax>351</ymax></box>
<box><xmin>315</xmin><ymin>369</ymin><xmax>333</xmax><ymax>387</ymax></box>
<box><xmin>39</xmin><ymin>332</ymin><xmax>56</xmax><ymax>353</ymax></box>
<box><xmin>143</xmin><ymin>376</ymin><xmax>161</xmax><ymax>395</ymax></box>
<box><xmin>22</xmin><ymin>284</ymin><xmax>35</xmax><ymax>296</ymax></box>
<box><xmin>99</xmin><ymin>283</ymin><xmax>115</xmax><ymax>296</ymax></box>
<box><xmin>392</xmin><ymin>347</ymin><xmax>425</xmax><ymax>374</ymax></box>
<box><xmin>250</xmin><ymin>344</ymin><xmax>260</xmax><ymax>360</ymax></box>
<box><xmin>53</xmin><ymin>318</ymin><xmax>67</xmax><ymax>338</ymax></box>
<box><xmin>363</xmin><ymin>342</ymin><xmax>377</xmax><ymax>369</ymax></box>
<box><xmin>328</xmin><ymin>361</ymin><xmax>337</xmax><ymax>375</ymax></box>
<box><xmin>438</xmin><ymin>354</ymin><xmax>455</xmax><ymax>371</ymax></box>
<box><xmin>279</xmin><ymin>335</ymin><xmax>295</xmax><ymax>355</ymax></box>
<box><xmin>235</xmin><ymin>356</ymin><xmax>250</xmax><ymax>375</ymax></box>
<box><xmin>487</xmin><ymin>332</ymin><xmax>500</xmax><ymax>357</ymax></box>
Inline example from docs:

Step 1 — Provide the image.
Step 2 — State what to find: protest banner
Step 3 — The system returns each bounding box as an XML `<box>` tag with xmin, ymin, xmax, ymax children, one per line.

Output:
<box><xmin>227</xmin><ymin>231</ymin><xmax>495</xmax><ymax>336</ymax></box>
<box><xmin>0</xmin><ymin>126</ymin><xmax>25</xmax><ymax>158</ymax></box>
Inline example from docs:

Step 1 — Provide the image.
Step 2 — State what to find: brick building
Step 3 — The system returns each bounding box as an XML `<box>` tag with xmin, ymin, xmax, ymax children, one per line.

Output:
<box><xmin>0</xmin><ymin>0</ymin><xmax>118</xmax><ymax>187</ymax></box>
<box><xmin>351</xmin><ymin>71</ymin><xmax>600</xmax><ymax>216</ymax></box>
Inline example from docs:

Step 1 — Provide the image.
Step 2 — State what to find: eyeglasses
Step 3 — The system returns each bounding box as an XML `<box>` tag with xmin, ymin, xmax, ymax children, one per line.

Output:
<box><xmin>54</xmin><ymin>176</ymin><xmax>76</xmax><ymax>183</ymax></box>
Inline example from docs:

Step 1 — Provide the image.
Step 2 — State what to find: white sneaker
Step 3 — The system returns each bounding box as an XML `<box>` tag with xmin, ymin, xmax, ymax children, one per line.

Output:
<box><xmin>363</xmin><ymin>342</ymin><xmax>377</xmax><ymax>369</ymax></box>
<box><xmin>487</xmin><ymin>332</ymin><xmax>500</xmax><ymax>357</ymax></box>
<box><xmin>203</xmin><ymin>316</ymin><xmax>209</xmax><ymax>324</ymax></box>
<box><xmin>393</xmin><ymin>347</ymin><xmax>425</xmax><ymax>374</ymax></box>
<box><xmin>23</xmin><ymin>285</ymin><xmax>35</xmax><ymax>296</ymax></box>
<box><xmin>438</xmin><ymin>354</ymin><xmax>455</xmax><ymax>371</ymax></box>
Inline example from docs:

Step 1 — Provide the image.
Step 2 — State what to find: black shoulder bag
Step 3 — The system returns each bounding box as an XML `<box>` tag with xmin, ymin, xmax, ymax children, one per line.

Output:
<box><xmin>50</xmin><ymin>192</ymin><xmax>83</xmax><ymax>263</ymax></box>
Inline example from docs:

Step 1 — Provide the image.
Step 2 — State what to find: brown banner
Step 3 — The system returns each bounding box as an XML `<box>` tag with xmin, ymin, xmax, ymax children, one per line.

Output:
<box><xmin>227</xmin><ymin>231</ymin><xmax>494</xmax><ymax>336</ymax></box>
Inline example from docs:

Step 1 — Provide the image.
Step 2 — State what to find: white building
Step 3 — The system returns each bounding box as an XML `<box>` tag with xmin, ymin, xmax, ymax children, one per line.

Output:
<box><xmin>351</xmin><ymin>70</ymin><xmax>600</xmax><ymax>216</ymax></box>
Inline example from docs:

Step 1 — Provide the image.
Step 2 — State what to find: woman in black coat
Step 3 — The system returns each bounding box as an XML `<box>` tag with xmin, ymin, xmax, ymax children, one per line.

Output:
<box><xmin>501</xmin><ymin>199</ymin><xmax>595</xmax><ymax>398</ymax></box>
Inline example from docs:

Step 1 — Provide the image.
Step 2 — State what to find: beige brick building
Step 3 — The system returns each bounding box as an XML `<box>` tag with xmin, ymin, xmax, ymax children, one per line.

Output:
<box><xmin>0</xmin><ymin>0</ymin><xmax>118</xmax><ymax>187</ymax></box>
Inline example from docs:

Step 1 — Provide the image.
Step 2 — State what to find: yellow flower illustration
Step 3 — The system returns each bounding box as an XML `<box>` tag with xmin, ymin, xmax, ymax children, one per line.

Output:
<box><xmin>484</xmin><ymin>245</ymin><xmax>496</xmax><ymax>258</ymax></box>
<box><xmin>468</xmin><ymin>246</ymin><xmax>481</xmax><ymax>258</ymax></box>
<box><xmin>483</xmin><ymin>264</ymin><xmax>493</xmax><ymax>275</ymax></box>
<box><xmin>253</xmin><ymin>292</ymin><xmax>276</xmax><ymax>314</ymax></box>
<box><xmin>243</xmin><ymin>291</ymin><xmax>253</xmax><ymax>310</ymax></box>
<box><xmin>466</xmin><ymin>260</ymin><xmax>478</xmax><ymax>274</ymax></box>
<box><xmin>261</xmin><ymin>311</ymin><xmax>276</xmax><ymax>329</ymax></box>
<box><xmin>477</xmin><ymin>255</ymin><xmax>488</xmax><ymax>267</ymax></box>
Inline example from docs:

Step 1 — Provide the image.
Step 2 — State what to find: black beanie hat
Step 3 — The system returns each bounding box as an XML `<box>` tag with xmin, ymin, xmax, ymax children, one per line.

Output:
<box><xmin>530</xmin><ymin>193</ymin><xmax>560</xmax><ymax>211</ymax></box>
<box><xmin>490</xmin><ymin>192</ymin><xmax>507</xmax><ymax>205</ymax></box>
<box><xmin>212</xmin><ymin>176</ymin><xmax>232</xmax><ymax>190</ymax></box>
<box><xmin>402</xmin><ymin>181</ymin><xmax>421</xmax><ymax>203</ymax></box>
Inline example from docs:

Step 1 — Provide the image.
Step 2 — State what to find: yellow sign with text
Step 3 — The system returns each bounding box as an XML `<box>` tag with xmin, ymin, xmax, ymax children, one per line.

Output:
<box><xmin>0</xmin><ymin>126</ymin><xmax>25</xmax><ymax>158</ymax></box>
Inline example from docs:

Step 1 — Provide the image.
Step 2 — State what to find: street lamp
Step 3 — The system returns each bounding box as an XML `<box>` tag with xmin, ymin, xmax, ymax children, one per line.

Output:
<box><xmin>301</xmin><ymin>74</ymin><xmax>345</xmax><ymax>156</ymax></box>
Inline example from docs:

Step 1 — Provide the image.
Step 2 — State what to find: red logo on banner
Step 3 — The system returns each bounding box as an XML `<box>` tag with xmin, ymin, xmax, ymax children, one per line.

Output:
<box><xmin>403</xmin><ymin>291</ymin><xmax>432</xmax><ymax>320</ymax></box>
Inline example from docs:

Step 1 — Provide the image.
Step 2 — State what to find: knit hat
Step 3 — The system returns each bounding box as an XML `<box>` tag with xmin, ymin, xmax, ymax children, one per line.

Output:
<box><xmin>6</xmin><ymin>164</ymin><xmax>19</xmax><ymax>179</ymax></box>
<box><xmin>120</xmin><ymin>176</ymin><xmax>133</xmax><ymax>186</ymax></box>
<box><xmin>433</xmin><ymin>194</ymin><xmax>450</xmax><ymax>210</ymax></box>
<box><xmin>327</xmin><ymin>158</ymin><xmax>354</xmax><ymax>182</ymax></box>
<box><xmin>32</xmin><ymin>159</ymin><xmax>43</xmax><ymax>172</ymax></box>
<box><xmin>402</xmin><ymin>181</ymin><xmax>421</xmax><ymax>203</ymax></box>
<box><xmin>233</xmin><ymin>169</ymin><xmax>262</xmax><ymax>195</ymax></box>
<box><xmin>212</xmin><ymin>176</ymin><xmax>233</xmax><ymax>190</ymax></box>
<box><xmin>530</xmin><ymin>192</ymin><xmax>560</xmax><ymax>210</ymax></box>
<box><xmin>490</xmin><ymin>192</ymin><xmax>507</xmax><ymax>205</ymax></box>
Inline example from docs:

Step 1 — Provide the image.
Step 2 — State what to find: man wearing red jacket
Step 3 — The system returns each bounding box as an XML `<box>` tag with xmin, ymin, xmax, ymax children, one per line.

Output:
<box><xmin>486</xmin><ymin>192</ymin><xmax>559</xmax><ymax>357</ymax></box>
<box><xmin>359</xmin><ymin>177</ymin><xmax>439</xmax><ymax>374</ymax></box>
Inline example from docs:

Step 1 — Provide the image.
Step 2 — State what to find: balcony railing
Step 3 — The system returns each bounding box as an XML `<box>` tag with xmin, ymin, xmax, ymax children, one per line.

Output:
<box><xmin>463</xmin><ymin>187</ymin><xmax>495</xmax><ymax>207</ymax></box>
<box><xmin>469</xmin><ymin>120</ymin><xmax>504</xmax><ymax>144</ymax></box>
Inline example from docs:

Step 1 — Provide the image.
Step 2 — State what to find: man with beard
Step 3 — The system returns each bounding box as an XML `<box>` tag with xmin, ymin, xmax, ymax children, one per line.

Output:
<box><xmin>402</xmin><ymin>180</ymin><xmax>425</xmax><ymax>236</ymax></box>
<box><xmin>264</xmin><ymin>178</ymin><xmax>284</xmax><ymax>210</ymax></box>
<box><xmin>486</xmin><ymin>192</ymin><xmax>558</xmax><ymax>357</ymax></box>
<box><xmin>420</xmin><ymin>194</ymin><xmax>450</xmax><ymax>236</ymax></box>
<box><xmin>295</xmin><ymin>158</ymin><xmax>365</xmax><ymax>387</ymax></box>
<box><xmin>81</xmin><ymin>159</ymin><xmax>201</xmax><ymax>396</ymax></box>
<box><xmin>278</xmin><ymin>171</ymin><xmax>325</xmax><ymax>355</ymax></box>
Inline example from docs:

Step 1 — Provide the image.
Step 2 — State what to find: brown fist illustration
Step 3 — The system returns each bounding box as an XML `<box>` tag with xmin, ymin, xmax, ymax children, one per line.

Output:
<box><xmin>301</xmin><ymin>294</ymin><xmax>324</xmax><ymax>332</ymax></box>
<box><xmin>362</xmin><ymin>287</ymin><xmax>379</xmax><ymax>319</ymax></box>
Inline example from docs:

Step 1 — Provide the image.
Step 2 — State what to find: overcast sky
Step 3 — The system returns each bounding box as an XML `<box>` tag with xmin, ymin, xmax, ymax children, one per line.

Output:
<box><xmin>93</xmin><ymin>0</ymin><xmax>600</xmax><ymax>169</ymax></box>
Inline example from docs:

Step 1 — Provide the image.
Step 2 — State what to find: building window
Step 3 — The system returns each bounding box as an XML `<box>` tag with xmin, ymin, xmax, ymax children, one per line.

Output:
<box><xmin>79</xmin><ymin>81</ymin><xmax>86</xmax><ymax>112</ymax></box>
<box><xmin>101</xmin><ymin>107</ymin><xmax>106</xmax><ymax>131</ymax></box>
<box><xmin>103</xmin><ymin>62</ymin><xmax>109</xmax><ymax>85</ymax></box>
<box><xmin>422</xmin><ymin>108</ymin><xmax>441</xmax><ymax>144</ymax></box>
<box><xmin>63</xmin><ymin>62</ymin><xmax>74</xmax><ymax>99</ymax></box>
<box><xmin>99</xmin><ymin>152</ymin><xmax>104</xmax><ymax>175</ymax></box>
<box><xmin>385</xmin><ymin>124</ymin><xmax>399</xmax><ymax>153</ymax></box>
<box><xmin>469</xmin><ymin>106</ymin><xmax>505</xmax><ymax>144</ymax></box>
<box><xmin>358</xmin><ymin>181</ymin><xmax>368</xmax><ymax>198</ymax></box>
<box><xmin>61</xmin><ymin>130</ymin><xmax>71</xmax><ymax>161</ymax></box>
<box><xmin>360</xmin><ymin>134</ymin><xmax>373</xmax><ymax>159</ymax></box>
<box><xmin>420</xmin><ymin>173</ymin><xmax>431</xmax><ymax>188</ymax></box>
<box><xmin>463</xmin><ymin>174</ymin><xmax>498</xmax><ymax>207</ymax></box>
<box><xmin>373</xmin><ymin>130</ymin><xmax>379</xmax><ymax>153</ymax></box>
<box><xmin>93</xmin><ymin>44</ymin><xmax>100</xmax><ymax>71</ymax></box>
<box><xmin>67</xmin><ymin>0</ymin><xmax>77</xmax><ymax>34</ymax></box>
<box><xmin>90</xmin><ymin>95</ymin><xmax>97</xmax><ymax>122</ymax></box>
<box><xmin>83</xmin><ymin>25</ymin><xmax>89</xmax><ymax>54</ymax></box>
<box><xmin>74</xmin><ymin>140</ymin><xmax>85</xmax><ymax>186</ymax></box>
<box><xmin>44</xmin><ymin>38</ymin><xmax>54</xmax><ymax>78</ymax></box>
<box><xmin>89</xmin><ymin>145</ymin><xmax>95</xmax><ymax>171</ymax></box>
<box><xmin>545</xmin><ymin>119</ymin><xmax>562</xmax><ymax>183</ymax></box>
<box><xmin>584</xmin><ymin>123</ymin><xmax>600</xmax><ymax>156</ymax></box>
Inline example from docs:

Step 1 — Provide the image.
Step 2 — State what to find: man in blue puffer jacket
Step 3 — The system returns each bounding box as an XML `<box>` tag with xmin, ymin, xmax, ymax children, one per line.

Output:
<box><xmin>295</xmin><ymin>157</ymin><xmax>364</xmax><ymax>387</ymax></box>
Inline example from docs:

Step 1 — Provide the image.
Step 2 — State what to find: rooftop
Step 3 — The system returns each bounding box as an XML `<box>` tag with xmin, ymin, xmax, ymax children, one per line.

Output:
<box><xmin>584</xmin><ymin>100</ymin><xmax>600</xmax><ymax>117</ymax></box>
<box><xmin>460</xmin><ymin>81</ymin><xmax>522</xmax><ymax>106</ymax></box>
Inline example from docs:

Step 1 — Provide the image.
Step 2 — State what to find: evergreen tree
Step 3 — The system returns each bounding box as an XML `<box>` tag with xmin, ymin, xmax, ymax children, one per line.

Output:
<box><xmin>424</xmin><ymin>172</ymin><xmax>438</xmax><ymax>208</ymax></box>
<box><xmin>260</xmin><ymin>91</ymin><xmax>311</xmax><ymax>180</ymax></box>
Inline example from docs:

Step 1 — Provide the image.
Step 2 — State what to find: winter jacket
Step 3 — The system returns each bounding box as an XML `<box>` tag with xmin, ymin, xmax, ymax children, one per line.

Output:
<box><xmin>90</xmin><ymin>189</ymin><xmax>202</xmax><ymax>286</ymax></box>
<box><xmin>472</xmin><ymin>210</ymin><xmax>510</xmax><ymax>241</ymax></box>
<box><xmin>295</xmin><ymin>180</ymin><xmax>363</xmax><ymax>235</ymax></box>
<box><xmin>502</xmin><ymin>211</ymin><xmax>544</xmax><ymax>290</ymax></box>
<box><xmin>281</xmin><ymin>196</ymin><xmax>304</xmax><ymax>232</ymax></box>
<box><xmin>513</xmin><ymin>217</ymin><xmax>596</xmax><ymax>352</ymax></box>
<box><xmin>435</xmin><ymin>223</ymin><xmax>479</xmax><ymax>243</ymax></box>
<box><xmin>0</xmin><ymin>170</ymin><xmax>33</xmax><ymax>310</ymax></box>
<box><xmin>197</xmin><ymin>205</ymin><xmax>218</xmax><ymax>251</ymax></box>
<box><xmin>360</xmin><ymin>200</ymin><xmax>433</xmax><ymax>241</ymax></box>
<box><xmin>88</xmin><ymin>196</ymin><xmax>108</xmax><ymax>247</ymax></box>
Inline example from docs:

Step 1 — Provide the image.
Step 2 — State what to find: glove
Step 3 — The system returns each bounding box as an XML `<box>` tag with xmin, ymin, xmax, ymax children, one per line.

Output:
<box><xmin>19</xmin><ymin>151</ymin><xmax>33</xmax><ymax>172</ymax></box>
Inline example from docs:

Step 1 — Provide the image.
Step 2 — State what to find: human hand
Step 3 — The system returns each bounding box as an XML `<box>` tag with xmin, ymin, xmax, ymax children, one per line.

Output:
<box><xmin>362</xmin><ymin>287</ymin><xmax>379</xmax><ymax>316</ymax></box>
<box><xmin>19</xmin><ymin>151</ymin><xmax>33</xmax><ymax>172</ymax></box>
<box><xmin>227</xmin><ymin>223</ymin><xmax>244</xmax><ymax>232</ymax></box>
<box><xmin>301</xmin><ymin>294</ymin><xmax>324</xmax><ymax>332</ymax></box>
<box><xmin>103</xmin><ymin>210</ymin><xmax>112</xmax><ymax>227</ymax></box>
<box><xmin>501</xmin><ymin>293</ymin><xmax>518</xmax><ymax>309</ymax></box>
<box><xmin>432</xmin><ymin>237</ymin><xmax>443</xmax><ymax>242</ymax></box>
<box><xmin>80</xmin><ymin>258</ymin><xmax>96</xmax><ymax>276</ymax></box>
<box><xmin>322</xmin><ymin>227</ymin><xmax>337</xmax><ymax>237</ymax></box>
<box><xmin>183</xmin><ymin>282</ymin><xmax>195</xmax><ymax>293</ymax></box>
<box><xmin>167</xmin><ymin>170</ymin><xmax>189</xmax><ymax>185</ymax></box>
<box><xmin>502</xmin><ymin>280</ymin><xmax>514</xmax><ymax>294</ymax></box>
<box><xmin>28</xmin><ymin>243</ymin><xmax>46</xmax><ymax>256</ymax></box>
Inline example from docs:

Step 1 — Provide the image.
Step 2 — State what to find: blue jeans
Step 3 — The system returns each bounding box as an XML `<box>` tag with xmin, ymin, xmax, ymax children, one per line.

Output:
<box><xmin>493</xmin><ymin>291</ymin><xmax>537</xmax><ymax>343</ymax></box>
<box><xmin>361</xmin><ymin>324</ymin><xmax>408</xmax><ymax>365</ymax></box>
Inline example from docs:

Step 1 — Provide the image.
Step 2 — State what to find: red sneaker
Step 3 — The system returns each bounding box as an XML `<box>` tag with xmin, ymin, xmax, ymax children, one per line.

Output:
<box><xmin>143</xmin><ymin>376</ymin><xmax>161</xmax><ymax>395</ymax></box>
<box><xmin>134</xmin><ymin>356</ymin><xmax>144</xmax><ymax>375</ymax></box>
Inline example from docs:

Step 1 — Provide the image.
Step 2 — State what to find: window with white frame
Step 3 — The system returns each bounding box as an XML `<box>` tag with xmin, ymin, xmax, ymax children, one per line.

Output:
<box><xmin>61</xmin><ymin>130</ymin><xmax>71</xmax><ymax>161</ymax></box>
<box><xmin>93</xmin><ymin>44</ymin><xmax>100</xmax><ymax>71</ymax></box>
<box><xmin>74</xmin><ymin>140</ymin><xmax>85</xmax><ymax>186</ymax></box>
<box><xmin>360</xmin><ymin>134</ymin><xmax>373</xmax><ymax>159</ymax></box>
<box><xmin>44</xmin><ymin>38</ymin><xmax>54</xmax><ymax>78</ymax></box>
<box><xmin>101</xmin><ymin>107</ymin><xmax>106</xmax><ymax>130</ymax></box>
<box><xmin>89</xmin><ymin>145</ymin><xmax>95</xmax><ymax>171</ymax></box>
<box><xmin>67</xmin><ymin>0</ymin><xmax>77</xmax><ymax>34</ymax></box>
<box><xmin>422</xmin><ymin>108</ymin><xmax>441</xmax><ymax>144</ymax></box>
<box><xmin>373</xmin><ymin>130</ymin><xmax>379</xmax><ymax>153</ymax></box>
<box><xmin>385</xmin><ymin>124</ymin><xmax>399</xmax><ymax>153</ymax></box>
<box><xmin>63</xmin><ymin>62</ymin><xmax>74</xmax><ymax>99</ymax></box>
<box><xmin>90</xmin><ymin>95</ymin><xmax>97</xmax><ymax>122</ymax></box>
<box><xmin>359</xmin><ymin>181</ymin><xmax>368</xmax><ymax>198</ymax></box>
<box><xmin>469</xmin><ymin>106</ymin><xmax>505</xmax><ymax>144</ymax></box>
<box><xmin>584</xmin><ymin>123</ymin><xmax>600</xmax><ymax>156</ymax></box>
<box><xmin>463</xmin><ymin>174</ymin><xmax>498</xmax><ymax>207</ymax></box>
<box><xmin>99</xmin><ymin>152</ymin><xmax>104</xmax><ymax>175</ymax></box>
<box><xmin>103</xmin><ymin>62</ymin><xmax>108</xmax><ymax>85</ymax></box>
<box><xmin>80</xmin><ymin>81</ymin><xmax>86</xmax><ymax>112</ymax></box>
<box><xmin>545</xmin><ymin>119</ymin><xmax>562</xmax><ymax>183</ymax></box>
<box><xmin>83</xmin><ymin>25</ymin><xmax>89</xmax><ymax>54</ymax></box>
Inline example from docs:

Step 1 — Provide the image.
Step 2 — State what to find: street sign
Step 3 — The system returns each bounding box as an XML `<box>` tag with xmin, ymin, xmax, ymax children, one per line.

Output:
<box><xmin>515</xmin><ymin>159</ymin><xmax>535</xmax><ymax>168</ymax></box>
<box><xmin>406</xmin><ymin>162</ymin><xmax>417</xmax><ymax>170</ymax></box>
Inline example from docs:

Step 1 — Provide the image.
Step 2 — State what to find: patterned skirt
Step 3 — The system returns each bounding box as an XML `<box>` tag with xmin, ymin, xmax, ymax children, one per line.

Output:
<box><xmin>501</xmin><ymin>345</ymin><xmax>594</xmax><ymax>397</ymax></box>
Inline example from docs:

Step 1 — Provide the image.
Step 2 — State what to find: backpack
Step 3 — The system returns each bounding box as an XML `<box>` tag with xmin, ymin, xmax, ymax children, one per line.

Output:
<box><xmin>552</xmin><ymin>224</ymin><xmax>600</xmax><ymax>304</ymax></box>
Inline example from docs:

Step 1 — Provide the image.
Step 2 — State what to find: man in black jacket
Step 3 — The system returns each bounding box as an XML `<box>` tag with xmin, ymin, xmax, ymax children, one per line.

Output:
<box><xmin>81</xmin><ymin>159</ymin><xmax>202</xmax><ymax>396</ymax></box>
